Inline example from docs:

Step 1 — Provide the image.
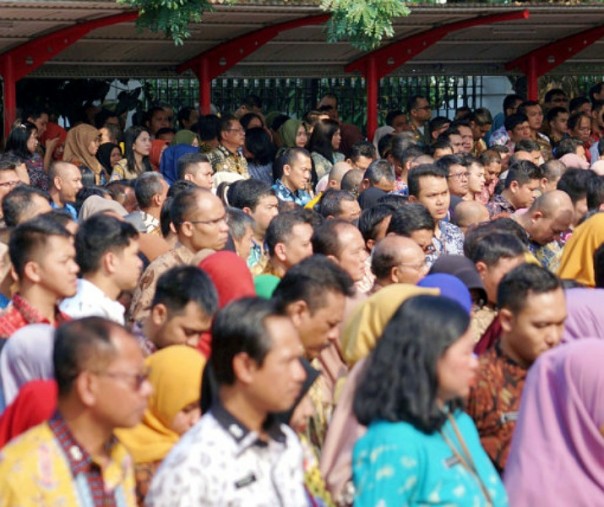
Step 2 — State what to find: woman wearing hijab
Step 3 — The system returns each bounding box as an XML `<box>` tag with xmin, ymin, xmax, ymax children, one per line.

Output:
<box><xmin>149</xmin><ymin>139</ymin><xmax>168</xmax><ymax>171</ymax></box>
<box><xmin>278</xmin><ymin>119</ymin><xmax>308</xmax><ymax>150</ymax></box>
<box><xmin>63</xmin><ymin>123</ymin><xmax>107</xmax><ymax>186</ymax></box>
<box><xmin>504</xmin><ymin>339</ymin><xmax>604</xmax><ymax>506</ymax></box>
<box><xmin>353</xmin><ymin>295</ymin><xmax>507</xmax><ymax>506</ymax></box>
<box><xmin>0</xmin><ymin>324</ymin><xmax>55</xmax><ymax>410</ymax></box>
<box><xmin>558</xmin><ymin>212</ymin><xmax>604</xmax><ymax>286</ymax></box>
<box><xmin>117</xmin><ymin>345</ymin><xmax>205</xmax><ymax>506</ymax></box>
<box><xmin>111</xmin><ymin>126</ymin><xmax>153</xmax><ymax>181</ymax></box>
<box><xmin>170</xmin><ymin>129</ymin><xmax>199</xmax><ymax>147</ymax></box>
<box><xmin>96</xmin><ymin>142</ymin><xmax>122</xmax><ymax>175</ymax></box>
<box><xmin>562</xmin><ymin>287</ymin><xmax>604</xmax><ymax>342</ymax></box>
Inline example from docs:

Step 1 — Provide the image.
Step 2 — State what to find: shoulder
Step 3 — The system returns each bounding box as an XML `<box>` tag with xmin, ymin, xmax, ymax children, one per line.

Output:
<box><xmin>0</xmin><ymin>422</ymin><xmax>56</xmax><ymax>471</ymax></box>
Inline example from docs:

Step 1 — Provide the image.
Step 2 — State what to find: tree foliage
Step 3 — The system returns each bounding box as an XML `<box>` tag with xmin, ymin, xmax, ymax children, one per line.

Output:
<box><xmin>116</xmin><ymin>0</ymin><xmax>414</xmax><ymax>49</ymax></box>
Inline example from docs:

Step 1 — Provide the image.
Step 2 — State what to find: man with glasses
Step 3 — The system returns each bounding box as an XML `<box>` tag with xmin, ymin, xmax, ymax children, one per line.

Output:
<box><xmin>128</xmin><ymin>187</ymin><xmax>229</xmax><ymax>323</ymax></box>
<box><xmin>0</xmin><ymin>317</ymin><xmax>152</xmax><ymax>506</ymax></box>
<box><xmin>407</xmin><ymin>95</ymin><xmax>432</xmax><ymax>146</ymax></box>
<box><xmin>0</xmin><ymin>155</ymin><xmax>23</xmax><ymax>227</ymax></box>
<box><xmin>209</xmin><ymin>114</ymin><xmax>249</xmax><ymax>178</ymax></box>
<box><xmin>436</xmin><ymin>154</ymin><xmax>469</xmax><ymax>206</ymax></box>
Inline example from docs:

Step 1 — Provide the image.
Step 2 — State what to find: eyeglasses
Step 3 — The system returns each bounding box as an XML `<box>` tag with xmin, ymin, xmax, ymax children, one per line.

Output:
<box><xmin>0</xmin><ymin>180</ymin><xmax>20</xmax><ymax>188</ymax></box>
<box><xmin>94</xmin><ymin>368</ymin><xmax>150</xmax><ymax>391</ymax></box>
<box><xmin>448</xmin><ymin>172</ymin><xmax>469</xmax><ymax>180</ymax></box>
<box><xmin>189</xmin><ymin>215</ymin><xmax>227</xmax><ymax>226</ymax></box>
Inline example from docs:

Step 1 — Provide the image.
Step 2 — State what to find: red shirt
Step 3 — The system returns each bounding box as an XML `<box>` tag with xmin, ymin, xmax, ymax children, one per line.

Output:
<box><xmin>0</xmin><ymin>294</ymin><xmax>70</xmax><ymax>341</ymax></box>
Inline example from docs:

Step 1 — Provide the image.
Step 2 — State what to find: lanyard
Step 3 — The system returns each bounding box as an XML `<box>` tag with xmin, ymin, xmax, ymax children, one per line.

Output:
<box><xmin>439</xmin><ymin>414</ymin><xmax>493</xmax><ymax>506</ymax></box>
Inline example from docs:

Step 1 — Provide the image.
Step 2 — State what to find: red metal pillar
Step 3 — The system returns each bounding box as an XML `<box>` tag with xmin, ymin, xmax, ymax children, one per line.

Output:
<box><xmin>2</xmin><ymin>55</ymin><xmax>16</xmax><ymax>137</ymax></box>
<box><xmin>526</xmin><ymin>55</ymin><xmax>539</xmax><ymax>101</ymax></box>
<box><xmin>198</xmin><ymin>57</ymin><xmax>211</xmax><ymax>115</ymax></box>
<box><xmin>366</xmin><ymin>56</ymin><xmax>378</xmax><ymax>141</ymax></box>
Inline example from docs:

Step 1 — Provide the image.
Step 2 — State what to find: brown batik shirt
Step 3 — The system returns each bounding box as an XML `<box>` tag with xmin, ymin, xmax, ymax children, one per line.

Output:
<box><xmin>466</xmin><ymin>342</ymin><xmax>527</xmax><ymax>473</ymax></box>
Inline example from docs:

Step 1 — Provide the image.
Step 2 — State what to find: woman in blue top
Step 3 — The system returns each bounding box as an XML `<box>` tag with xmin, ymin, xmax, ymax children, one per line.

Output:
<box><xmin>352</xmin><ymin>295</ymin><xmax>508</xmax><ymax>506</ymax></box>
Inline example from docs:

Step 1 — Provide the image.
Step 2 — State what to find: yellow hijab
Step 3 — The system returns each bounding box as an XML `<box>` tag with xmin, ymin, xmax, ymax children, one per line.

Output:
<box><xmin>340</xmin><ymin>284</ymin><xmax>439</xmax><ymax>367</ymax></box>
<box><xmin>558</xmin><ymin>213</ymin><xmax>604</xmax><ymax>287</ymax></box>
<box><xmin>117</xmin><ymin>345</ymin><xmax>205</xmax><ymax>464</ymax></box>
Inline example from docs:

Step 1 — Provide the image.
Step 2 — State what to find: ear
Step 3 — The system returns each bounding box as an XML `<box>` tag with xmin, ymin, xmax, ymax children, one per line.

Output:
<box><xmin>75</xmin><ymin>370</ymin><xmax>98</xmax><ymax>407</ymax></box>
<box><xmin>103</xmin><ymin>251</ymin><xmax>116</xmax><ymax>275</ymax></box>
<box><xmin>232</xmin><ymin>352</ymin><xmax>256</xmax><ymax>385</ymax></box>
<box><xmin>53</xmin><ymin>176</ymin><xmax>62</xmax><ymax>190</ymax></box>
<box><xmin>23</xmin><ymin>260</ymin><xmax>42</xmax><ymax>284</ymax></box>
<box><xmin>540</xmin><ymin>177</ymin><xmax>548</xmax><ymax>189</ymax></box>
<box><xmin>274</xmin><ymin>242</ymin><xmax>288</xmax><ymax>263</ymax></box>
<box><xmin>152</xmin><ymin>192</ymin><xmax>162</xmax><ymax>207</ymax></box>
<box><xmin>283</xmin><ymin>164</ymin><xmax>292</xmax><ymax>177</ymax></box>
<box><xmin>389</xmin><ymin>266</ymin><xmax>400</xmax><ymax>284</ymax></box>
<box><xmin>179</xmin><ymin>222</ymin><xmax>194</xmax><ymax>239</ymax></box>
<box><xmin>242</xmin><ymin>206</ymin><xmax>253</xmax><ymax>217</ymax></box>
<box><xmin>326</xmin><ymin>254</ymin><xmax>340</xmax><ymax>265</ymax></box>
<box><xmin>408</xmin><ymin>195</ymin><xmax>418</xmax><ymax>204</ymax></box>
<box><xmin>183</xmin><ymin>173</ymin><xmax>193</xmax><ymax>182</ymax></box>
<box><xmin>475</xmin><ymin>261</ymin><xmax>488</xmax><ymax>281</ymax></box>
<box><xmin>151</xmin><ymin>303</ymin><xmax>168</xmax><ymax>327</ymax></box>
<box><xmin>285</xmin><ymin>300</ymin><xmax>309</xmax><ymax>328</ymax></box>
<box><xmin>509</xmin><ymin>181</ymin><xmax>519</xmax><ymax>193</ymax></box>
<box><xmin>531</xmin><ymin>210</ymin><xmax>544</xmax><ymax>223</ymax></box>
<box><xmin>499</xmin><ymin>308</ymin><xmax>514</xmax><ymax>334</ymax></box>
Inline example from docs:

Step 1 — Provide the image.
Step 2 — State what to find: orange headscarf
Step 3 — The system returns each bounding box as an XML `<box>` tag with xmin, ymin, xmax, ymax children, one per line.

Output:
<box><xmin>150</xmin><ymin>139</ymin><xmax>168</xmax><ymax>171</ymax></box>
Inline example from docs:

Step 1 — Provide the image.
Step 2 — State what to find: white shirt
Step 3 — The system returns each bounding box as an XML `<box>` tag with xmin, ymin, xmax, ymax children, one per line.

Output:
<box><xmin>145</xmin><ymin>405</ymin><xmax>307</xmax><ymax>507</ymax></box>
<box><xmin>60</xmin><ymin>278</ymin><xmax>125</xmax><ymax>325</ymax></box>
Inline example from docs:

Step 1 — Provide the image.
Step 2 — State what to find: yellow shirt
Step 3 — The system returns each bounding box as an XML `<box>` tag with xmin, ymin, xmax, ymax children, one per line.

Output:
<box><xmin>0</xmin><ymin>422</ymin><xmax>136</xmax><ymax>507</ymax></box>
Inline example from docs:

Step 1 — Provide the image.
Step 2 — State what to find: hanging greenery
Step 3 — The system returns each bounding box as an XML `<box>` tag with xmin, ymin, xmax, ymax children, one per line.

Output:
<box><xmin>116</xmin><ymin>0</ymin><xmax>414</xmax><ymax>49</ymax></box>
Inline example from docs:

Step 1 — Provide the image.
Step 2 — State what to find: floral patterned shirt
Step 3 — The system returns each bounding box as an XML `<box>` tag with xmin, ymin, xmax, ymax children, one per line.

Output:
<box><xmin>209</xmin><ymin>144</ymin><xmax>249</xmax><ymax>178</ymax></box>
<box><xmin>272</xmin><ymin>179</ymin><xmax>311</xmax><ymax>206</ymax></box>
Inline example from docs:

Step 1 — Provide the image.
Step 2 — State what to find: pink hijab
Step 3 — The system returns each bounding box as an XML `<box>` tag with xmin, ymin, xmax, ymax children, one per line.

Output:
<box><xmin>563</xmin><ymin>288</ymin><xmax>604</xmax><ymax>343</ymax></box>
<box><xmin>504</xmin><ymin>339</ymin><xmax>604</xmax><ymax>506</ymax></box>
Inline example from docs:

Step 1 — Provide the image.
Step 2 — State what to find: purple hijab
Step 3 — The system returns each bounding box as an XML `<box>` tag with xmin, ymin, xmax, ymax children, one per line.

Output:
<box><xmin>504</xmin><ymin>339</ymin><xmax>604</xmax><ymax>506</ymax></box>
<box><xmin>563</xmin><ymin>288</ymin><xmax>604</xmax><ymax>343</ymax></box>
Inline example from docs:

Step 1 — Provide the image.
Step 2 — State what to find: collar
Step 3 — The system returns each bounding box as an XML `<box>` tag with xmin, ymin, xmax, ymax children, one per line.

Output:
<box><xmin>494</xmin><ymin>340</ymin><xmax>527</xmax><ymax>371</ymax></box>
<box><xmin>48</xmin><ymin>411</ymin><xmax>118</xmax><ymax>477</ymax></box>
<box><xmin>218</xmin><ymin>144</ymin><xmax>239</xmax><ymax>157</ymax></box>
<box><xmin>211</xmin><ymin>403</ymin><xmax>286</xmax><ymax>446</ymax></box>
<box><xmin>12</xmin><ymin>293</ymin><xmax>67</xmax><ymax>326</ymax></box>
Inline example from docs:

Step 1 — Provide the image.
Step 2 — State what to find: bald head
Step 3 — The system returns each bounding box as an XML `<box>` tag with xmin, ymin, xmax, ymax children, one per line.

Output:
<box><xmin>521</xmin><ymin>190</ymin><xmax>573</xmax><ymax>245</ymax></box>
<box><xmin>341</xmin><ymin>169</ymin><xmax>364</xmax><ymax>195</ymax></box>
<box><xmin>371</xmin><ymin>235</ymin><xmax>427</xmax><ymax>286</ymax></box>
<box><xmin>454</xmin><ymin>200</ymin><xmax>490</xmax><ymax>234</ymax></box>
<box><xmin>328</xmin><ymin>161</ymin><xmax>352</xmax><ymax>190</ymax></box>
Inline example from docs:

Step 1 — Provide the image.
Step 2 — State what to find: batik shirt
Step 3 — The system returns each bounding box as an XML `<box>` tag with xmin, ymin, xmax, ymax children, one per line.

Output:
<box><xmin>209</xmin><ymin>144</ymin><xmax>249</xmax><ymax>178</ymax></box>
<box><xmin>487</xmin><ymin>193</ymin><xmax>515</xmax><ymax>218</ymax></box>
<box><xmin>0</xmin><ymin>415</ymin><xmax>136</xmax><ymax>507</ymax></box>
<box><xmin>529</xmin><ymin>240</ymin><xmax>563</xmax><ymax>273</ymax></box>
<box><xmin>426</xmin><ymin>220</ymin><xmax>464</xmax><ymax>266</ymax></box>
<box><xmin>0</xmin><ymin>293</ymin><xmax>70</xmax><ymax>341</ymax></box>
<box><xmin>146</xmin><ymin>404</ymin><xmax>307</xmax><ymax>507</ymax></box>
<box><xmin>272</xmin><ymin>179</ymin><xmax>311</xmax><ymax>206</ymax></box>
<box><xmin>466</xmin><ymin>343</ymin><xmax>527</xmax><ymax>473</ymax></box>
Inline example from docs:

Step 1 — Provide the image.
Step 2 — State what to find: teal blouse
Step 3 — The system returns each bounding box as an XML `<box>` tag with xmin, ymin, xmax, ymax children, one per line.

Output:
<box><xmin>353</xmin><ymin>411</ymin><xmax>508</xmax><ymax>506</ymax></box>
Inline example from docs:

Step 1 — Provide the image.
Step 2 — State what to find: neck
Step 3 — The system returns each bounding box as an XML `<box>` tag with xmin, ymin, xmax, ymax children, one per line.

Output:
<box><xmin>499</xmin><ymin>334</ymin><xmax>530</xmax><ymax>369</ymax></box>
<box><xmin>252</xmin><ymin>230</ymin><xmax>264</xmax><ymax>245</ymax></box>
<box><xmin>134</xmin><ymin>152</ymin><xmax>144</xmax><ymax>169</ymax></box>
<box><xmin>84</xmin><ymin>273</ymin><xmax>121</xmax><ymax>301</ymax></box>
<box><xmin>58</xmin><ymin>400</ymin><xmax>113</xmax><ymax>459</ymax></box>
<box><xmin>220</xmin><ymin>386</ymin><xmax>267</xmax><ymax>435</ymax></box>
<box><xmin>49</xmin><ymin>188</ymin><xmax>62</xmax><ymax>207</ymax></box>
<box><xmin>141</xmin><ymin>206</ymin><xmax>160</xmax><ymax>221</ymax></box>
<box><xmin>268</xmin><ymin>258</ymin><xmax>287</xmax><ymax>278</ymax></box>
<box><xmin>500</xmin><ymin>189</ymin><xmax>516</xmax><ymax>207</ymax></box>
<box><xmin>281</xmin><ymin>177</ymin><xmax>297</xmax><ymax>193</ymax></box>
<box><xmin>177</xmin><ymin>236</ymin><xmax>197</xmax><ymax>254</ymax></box>
<box><xmin>411</xmin><ymin>118</ymin><xmax>424</xmax><ymax>129</ymax></box>
<box><xmin>18</xmin><ymin>284</ymin><xmax>59</xmax><ymax>323</ymax></box>
<box><xmin>141</xmin><ymin>317</ymin><xmax>158</xmax><ymax>348</ymax></box>
<box><xmin>221</xmin><ymin>141</ymin><xmax>237</xmax><ymax>154</ymax></box>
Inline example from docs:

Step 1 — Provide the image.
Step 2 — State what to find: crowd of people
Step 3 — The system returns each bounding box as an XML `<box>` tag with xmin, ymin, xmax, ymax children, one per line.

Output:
<box><xmin>0</xmin><ymin>84</ymin><xmax>602</xmax><ymax>506</ymax></box>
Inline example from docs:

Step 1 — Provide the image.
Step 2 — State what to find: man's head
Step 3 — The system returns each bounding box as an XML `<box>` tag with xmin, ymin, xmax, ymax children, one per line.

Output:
<box><xmin>503</xmin><ymin>94</ymin><xmax>524</xmax><ymax>117</ymax></box>
<box><xmin>146</xmin><ymin>106</ymin><xmax>170</xmax><ymax>136</ymax></box>
<box><xmin>519</xmin><ymin>190</ymin><xmax>574</xmax><ymax>245</ymax></box>
<box><xmin>498</xmin><ymin>264</ymin><xmax>565</xmax><ymax>367</ymax></box>
<box><xmin>514</xmin><ymin>139</ymin><xmax>543</xmax><ymax>166</ymax></box>
<box><xmin>312</xmin><ymin>220</ymin><xmax>367</xmax><ymax>282</ymax></box>
<box><xmin>340</xmin><ymin>169</ymin><xmax>364</xmax><ymax>198</ymax></box>
<box><xmin>387</xmin><ymin>203</ymin><xmax>436</xmax><ymax>254</ymax></box>
<box><xmin>9</xmin><ymin>214</ymin><xmax>79</xmax><ymax>297</ymax></box>
<box><xmin>453</xmin><ymin>200</ymin><xmax>490</xmax><ymax>234</ymax></box>
<box><xmin>210</xmin><ymin>297</ymin><xmax>306</xmax><ymax>414</ymax></box>
<box><xmin>75</xmin><ymin>214</ymin><xmax>142</xmax><ymax>292</ymax></box>
<box><xmin>468</xmin><ymin>108</ymin><xmax>493</xmax><ymax>141</ymax></box>
<box><xmin>348</xmin><ymin>141</ymin><xmax>377</xmax><ymax>171</ymax></box>
<box><xmin>48</xmin><ymin>162</ymin><xmax>83</xmax><ymax>205</ymax></box>
<box><xmin>265</xmin><ymin>210</ymin><xmax>314</xmax><ymax>272</ymax></box>
<box><xmin>0</xmin><ymin>154</ymin><xmax>22</xmax><ymax>212</ymax></box>
<box><xmin>450</xmin><ymin>120</ymin><xmax>473</xmax><ymax>153</ymax></box>
<box><xmin>3</xmin><ymin>185</ymin><xmax>52</xmax><ymax>227</ymax></box>
<box><xmin>177</xmin><ymin>106</ymin><xmax>199</xmax><ymax>130</ymax></box>
<box><xmin>219</xmin><ymin>115</ymin><xmax>245</xmax><ymax>151</ymax></box>
<box><xmin>229</xmin><ymin>179</ymin><xmax>279</xmax><ymax>238</ymax></box>
<box><xmin>282</xmin><ymin>148</ymin><xmax>312</xmax><ymax>193</ymax></box>
<box><xmin>226</xmin><ymin>208</ymin><xmax>255</xmax><ymax>261</ymax></box>
<box><xmin>371</xmin><ymin>235</ymin><xmax>427</xmax><ymax>286</ymax></box>
<box><xmin>318</xmin><ymin>190</ymin><xmax>361</xmax><ymax>223</ymax></box>
<box><xmin>505</xmin><ymin>113</ymin><xmax>531</xmax><ymax>143</ymax></box>
<box><xmin>436</xmin><ymin>154</ymin><xmax>469</xmax><ymax>198</ymax></box>
<box><xmin>557</xmin><ymin>168</ymin><xmax>595</xmax><ymax>226</ymax></box>
<box><xmin>569</xmin><ymin>96</ymin><xmax>592</xmax><ymax>115</ymax></box>
<box><xmin>503</xmin><ymin>160</ymin><xmax>543</xmax><ymax>209</ymax></box>
<box><xmin>327</xmin><ymin>161</ymin><xmax>352</xmax><ymax>190</ymax></box>
<box><xmin>53</xmin><ymin>317</ymin><xmax>152</xmax><ymax>429</ymax></box>
<box><xmin>358</xmin><ymin>204</ymin><xmax>395</xmax><ymax>251</ymax></box>
<box><xmin>177</xmin><ymin>152</ymin><xmax>214</xmax><ymax>190</ymax></box>
<box><xmin>540</xmin><ymin>159</ymin><xmax>565</xmax><ymax>192</ymax></box>
<box><xmin>135</xmin><ymin>172</ymin><xmax>168</xmax><ymax>213</ymax></box>
<box><xmin>273</xmin><ymin>255</ymin><xmax>354</xmax><ymax>359</ymax></box>
<box><xmin>466</xmin><ymin>231</ymin><xmax>526</xmax><ymax>304</ymax></box>
<box><xmin>544</xmin><ymin>88</ymin><xmax>568</xmax><ymax>110</ymax></box>
<box><xmin>438</xmin><ymin>128</ymin><xmax>464</xmax><ymax>154</ymax></box>
<box><xmin>429</xmin><ymin>116</ymin><xmax>451</xmax><ymax>141</ymax></box>
<box><xmin>408</xmin><ymin>164</ymin><xmax>450</xmax><ymax>222</ymax></box>
<box><xmin>518</xmin><ymin>100</ymin><xmax>543</xmax><ymax>132</ymax></box>
<box><xmin>148</xmin><ymin>265</ymin><xmax>218</xmax><ymax>349</ymax></box>
<box><xmin>408</xmin><ymin>95</ymin><xmax>431</xmax><ymax>126</ymax></box>
<box><xmin>385</xmin><ymin>110</ymin><xmax>407</xmax><ymax>132</ymax></box>
<box><xmin>170</xmin><ymin>187</ymin><xmax>229</xmax><ymax>251</ymax></box>
<box><xmin>361</xmin><ymin>159</ymin><xmax>396</xmax><ymax>193</ymax></box>
<box><xmin>546</xmin><ymin>106</ymin><xmax>569</xmax><ymax>138</ymax></box>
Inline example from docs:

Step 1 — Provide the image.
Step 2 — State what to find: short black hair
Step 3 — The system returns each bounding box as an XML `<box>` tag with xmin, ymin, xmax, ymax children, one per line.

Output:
<box><xmin>283</xmin><ymin>147</ymin><xmax>311</xmax><ymax>167</ymax></box>
<box><xmin>318</xmin><ymin>189</ymin><xmax>356</xmax><ymax>219</ymax></box>
<box><xmin>568</xmin><ymin>112</ymin><xmax>590</xmax><ymax>132</ymax></box>
<box><xmin>134</xmin><ymin>172</ymin><xmax>165</xmax><ymax>209</ymax></box>
<box><xmin>359</xmin><ymin>204</ymin><xmax>395</xmax><ymax>244</ymax></box>
<box><xmin>265</xmin><ymin>209</ymin><xmax>313</xmax><ymax>257</ymax></box>
<box><xmin>435</xmin><ymin>154</ymin><xmax>465</xmax><ymax>174</ymax></box>
<box><xmin>466</xmin><ymin>231</ymin><xmax>525</xmax><ymax>266</ymax></box>
<box><xmin>54</xmin><ymin>317</ymin><xmax>125</xmax><ymax>397</ymax></box>
<box><xmin>9</xmin><ymin>214</ymin><xmax>71</xmax><ymax>279</ymax></box>
<box><xmin>504</xmin><ymin>113</ymin><xmax>529</xmax><ymax>132</ymax></box>
<box><xmin>167</xmin><ymin>179</ymin><xmax>197</xmax><ymax>199</ymax></box>
<box><xmin>387</xmin><ymin>203</ymin><xmax>435</xmax><ymax>235</ymax></box>
<box><xmin>376</xmin><ymin>193</ymin><xmax>408</xmax><ymax>209</ymax></box>
<box><xmin>497</xmin><ymin>263</ymin><xmax>561</xmax><ymax>312</ymax></box>
<box><xmin>503</xmin><ymin>94</ymin><xmax>524</xmax><ymax>111</ymax></box>
<box><xmin>408</xmin><ymin>164</ymin><xmax>447</xmax><ymax>198</ymax></box>
<box><xmin>94</xmin><ymin>109</ymin><xmax>119</xmax><ymax>129</ymax></box>
<box><xmin>504</xmin><ymin>160</ymin><xmax>543</xmax><ymax>189</ymax></box>
<box><xmin>354</xmin><ymin>295</ymin><xmax>470</xmax><ymax>432</ymax></box>
<box><xmin>350</xmin><ymin>141</ymin><xmax>377</xmax><ymax>162</ymax></box>
<box><xmin>515</xmin><ymin>139</ymin><xmax>541</xmax><ymax>153</ymax></box>
<box><xmin>385</xmin><ymin>110</ymin><xmax>405</xmax><ymax>126</ymax></box>
<box><xmin>312</xmin><ymin>219</ymin><xmax>354</xmax><ymax>257</ymax></box>
<box><xmin>240</xmin><ymin>112</ymin><xmax>264</xmax><ymax>130</ymax></box>
<box><xmin>75</xmin><ymin>214</ymin><xmax>139</xmax><ymax>275</ymax></box>
<box><xmin>463</xmin><ymin>217</ymin><xmax>529</xmax><ymax>257</ymax></box>
<box><xmin>273</xmin><ymin>254</ymin><xmax>354</xmax><ymax>313</ymax></box>
<box><xmin>429</xmin><ymin>116</ymin><xmax>450</xmax><ymax>136</ymax></box>
<box><xmin>197</xmin><ymin>114</ymin><xmax>220</xmax><ymax>142</ymax></box>
<box><xmin>363</xmin><ymin>160</ymin><xmax>395</xmax><ymax>186</ymax></box>
<box><xmin>544</xmin><ymin>88</ymin><xmax>566</xmax><ymax>104</ymax></box>
<box><xmin>228</xmin><ymin>179</ymin><xmax>274</xmax><ymax>212</ymax></box>
<box><xmin>177</xmin><ymin>106</ymin><xmax>196</xmax><ymax>129</ymax></box>
<box><xmin>555</xmin><ymin>137</ymin><xmax>584</xmax><ymax>158</ymax></box>
<box><xmin>177</xmin><ymin>152</ymin><xmax>211</xmax><ymax>180</ymax></box>
<box><xmin>2</xmin><ymin>185</ymin><xmax>50</xmax><ymax>228</ymax></box>
<box><xmin>557</xmin><ymin>168</ymin><xmax>595</xmax><ymax>204</ymax></box>
<box><xmin>151</xmin><ymin>265</ymin><xmax>218</xmax><ymax>317</ymax></box>
<box><xmin>569</xmin><ymin>96</ymin><xmax>590</xmax><ymax>113</ymax></box>
<box><xmin>170</xmin><ymin>187</ymin><xmax>206</xmax><ymax>229</ymax></box>
<box><xmin>586</xmin><ymin>175</ymin><xmax>604</xmax><ymax>211</ymax></box>
<box><xmin>244</xmin><ymin>127</ymin><xmax>275</xmax><ymax>166</ymax></box>
<box><xmin>211</xmin><ymin>297</ymin><xmax>284</xmax><ymax>385</ymax></box>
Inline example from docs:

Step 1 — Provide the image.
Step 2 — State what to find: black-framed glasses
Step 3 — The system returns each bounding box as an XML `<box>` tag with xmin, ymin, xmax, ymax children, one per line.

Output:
<box><xmin>448</xmin><ymin>172</ymin><xmax>469</xmax><ymax>180</ymax></box>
